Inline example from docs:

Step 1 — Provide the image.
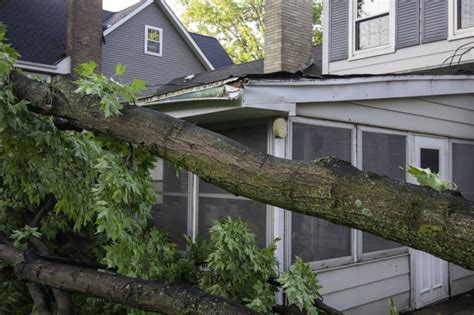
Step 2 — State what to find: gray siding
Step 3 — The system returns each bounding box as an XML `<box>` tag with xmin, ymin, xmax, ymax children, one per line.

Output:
<box><xmin>102</xmin><ymin>3</ymin><xmax>206</xmax><ymax>97</ymax></box>
<box><xmin>329</xmin><ymin>0</ymin><xmax>348</xmax><ymax>62</ymax></box>
<box><xmin>396</xmin><ymin>0</ymin><xmax>420</xmax><ymax>49</ymax></box>
<box><xmin>297</xmin><ymin>94</ymin><xmax>474</xmax><ymax>140</ymax></box>
<box><xmin>421</xmin><ymin>0</ymin><xmax>448</xmax><ymax>44</ymax></box>
<box><xmin>318</xmin><ymin>255</ymin><xmax>411</xmax><ymax>314</ymax></box>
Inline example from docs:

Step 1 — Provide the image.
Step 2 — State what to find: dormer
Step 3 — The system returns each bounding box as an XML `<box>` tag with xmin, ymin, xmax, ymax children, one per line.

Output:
<box><xmin>323</xmin><ymin>0</ymin><xmax>474</xmax><ymax>74</ymax></box>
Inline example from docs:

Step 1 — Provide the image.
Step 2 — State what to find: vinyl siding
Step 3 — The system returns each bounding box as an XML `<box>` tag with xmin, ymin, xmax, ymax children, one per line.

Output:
<box><xmin>102</xmin><ymin>3</ymin><xmax>206</xmax><ymax>97</ymax></box>
<box><xmin>318</xmin><ymin>255</ymin><xmax>411</xmax><ymax>314</ymax></box>
<box><xmin>421</xmin><ymin>0</ymin><xmax>448</xmax><ymax>44</ymax></box>
<box><xmin>329</xmin><ymin>0</ymin><xmax>349</xmax><ymax>62</ymax></box>
<box><xmin>396</xmin><ymin>0</ymin><xmax>420</xmax><ymax>49</ymax></box>
<box><xmin>296</xmin><ymin>94</ymin><xmax>474</xmax><ymax>140</ymax></box>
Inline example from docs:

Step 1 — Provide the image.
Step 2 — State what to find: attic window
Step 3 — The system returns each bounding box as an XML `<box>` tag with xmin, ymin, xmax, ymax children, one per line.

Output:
<box><xmin>145</xmin><ymin>25</ymin><xmax>162</xmax><ymax>56</ymax></box>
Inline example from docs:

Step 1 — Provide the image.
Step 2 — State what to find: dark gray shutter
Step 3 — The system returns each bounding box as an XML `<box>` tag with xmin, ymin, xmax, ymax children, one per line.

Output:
<box><xmin>329</xmin><ymin>0</ymin><xmax>349</xmax><ymax>62</ymax></box>
<box><xmin>396</xmin><ymin>0</ymin><xmax>420</xmax><ymax>49</ymax></box>
<box><xmin>421</xmin><ymin>0</ymin><xmax>448</xmax><ymax>44</ymax></box>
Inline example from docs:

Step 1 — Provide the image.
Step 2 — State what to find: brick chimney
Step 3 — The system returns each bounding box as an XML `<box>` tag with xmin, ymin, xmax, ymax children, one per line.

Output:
<box><xmin>264</xmin><ymin>0</ymin><xmax>313</xmax><ymax>74</ymax></box>
<box><xmin>67</xmin><ymin>0</ymin><xmax>103</xmax><ymax>72</ymax></box>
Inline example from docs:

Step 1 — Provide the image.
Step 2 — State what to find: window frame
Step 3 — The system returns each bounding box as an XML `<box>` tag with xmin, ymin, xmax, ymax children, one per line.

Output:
<box><xmin>348</xmin><ymin>0</ymin><xmax>396</xmax><ymax>61</ymax></box>
<box><xmin>449</xmin><ymin>0</ymin><xmax>474</xmax><ymax>40</ymax></box>
<box><xmin>144</xmin><ymin>24</ymin><xmax>163</xmax><ymax>57</ymax></box>
<box><xmin>356</xmin><ymin>125</ymin><xmax>409</xmax><ymax>262</ymax></box>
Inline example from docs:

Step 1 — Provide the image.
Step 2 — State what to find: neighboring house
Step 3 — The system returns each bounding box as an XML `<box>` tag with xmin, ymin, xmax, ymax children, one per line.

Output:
<box><xmin>141</xmin><ymin>1</ymin><xmax>474</xmax><ymax>314</ymax></box>
<box><xmin>0</xmin><ymin>0</ymin><xmax>232</xmax><ymax>94</ymax></box>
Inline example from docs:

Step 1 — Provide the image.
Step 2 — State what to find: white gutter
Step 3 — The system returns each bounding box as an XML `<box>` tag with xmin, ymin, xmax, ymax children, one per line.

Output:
<box><xmin>15</xmin><ymin>57</ymin><xmax>71</xmax><ymax>75</ymax></box>
<box><xmin>242</xmin><ymin>74</ymin><xmax>474</xmax><ymax>105</ymax></box>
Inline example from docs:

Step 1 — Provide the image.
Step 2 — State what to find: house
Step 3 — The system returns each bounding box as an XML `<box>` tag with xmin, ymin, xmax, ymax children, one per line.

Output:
<box><xmin>141</xmin><ymin>0</ymin><xmax>474</xmax><ymax>313</ymax></box>
<box><xmin>0</xmin><ymin>0</ymin><xmax>232</xmax><ymax>94</ymax></box>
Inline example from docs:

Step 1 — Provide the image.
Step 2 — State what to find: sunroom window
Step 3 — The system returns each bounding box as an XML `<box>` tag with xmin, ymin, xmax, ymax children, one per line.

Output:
<box><xmin>291</xmin><ymin>123</ymin><xmax>353</xmax><ymax>263</ymax></box>
<box><xmin>458</xmin><ymin>0</ymin><xmax>474</xmax><ymax>30</ymax></box>
<box><xmin>355</xmin><ymin>0</ymin><xmax>390</xmax><ymax>50</ymax></box>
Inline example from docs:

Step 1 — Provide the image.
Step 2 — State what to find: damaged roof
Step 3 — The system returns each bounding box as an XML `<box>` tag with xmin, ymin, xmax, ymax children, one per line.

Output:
<box><xmin>153</xmin><ymin>45</ymin><xmax>323</xmax><ymax>97</ymax></box>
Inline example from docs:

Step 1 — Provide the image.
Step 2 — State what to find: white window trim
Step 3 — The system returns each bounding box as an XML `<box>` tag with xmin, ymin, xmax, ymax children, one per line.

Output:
<box><xmin>448</xmin><ymin>0</ymin><xmax>474</xmax><ymax>40</ymax></box>
<box><xmin>144</xmin><ymin>25</ymin><xmax>163</xmax><ymax>57</ymax></box>
<box><xmin>348</xmin><ymin>0</ymin><xmax>396</xmax><ymax>61</ymax></box>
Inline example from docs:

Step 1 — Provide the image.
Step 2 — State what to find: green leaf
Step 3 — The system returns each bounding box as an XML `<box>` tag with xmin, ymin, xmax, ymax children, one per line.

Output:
<box><xmin>115</xmin><ymin>64</ymin><xmax>127</xmax><ymax>76</ymax></box>
<box><xmin>407</xmin><ymin>165</ymin><xmax>457</xmax><ymax>191</ymax></box>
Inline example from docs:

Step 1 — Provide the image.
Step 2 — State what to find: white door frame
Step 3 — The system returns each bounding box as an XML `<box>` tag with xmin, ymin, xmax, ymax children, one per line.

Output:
<box><xmin>408</xmin><ymin>134</ymin><xmax>450</xmax><ymax>309</ymax></box>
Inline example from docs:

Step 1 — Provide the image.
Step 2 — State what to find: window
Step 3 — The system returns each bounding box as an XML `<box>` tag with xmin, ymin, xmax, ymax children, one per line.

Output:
<box><xmin>291</xmin><ymin>123</ymin><xmax>353</xmax><ymax>264</ymax></box>
<box><xmin>145</xmin><ymin>25</ymin><xmax>162</xmax><ymax>56</ymax></box>
<box><xmin>450</xmin><ymin>0</ymin><xmax>474</xmax><ymax>39</ymax></box>
<box><xmin>151</xmin><ymin>160</ymin><xmax>189</xmax><ymax>249</ymax></box>
<box><xmin>452</xmin><ymin>143</ymin><xmax>474</xmax><ymax>201</ymax></box>
<box><xmin>198</xmin><ymin>125</ymin><xmax>268</xmax><ymax>248</ymax></box>
<box><xmin>457</xmin><ymin>0</ymin><xmax>474</xmax><ymax>30</ymax></box>
<box><xmin>350</xmin><ymin>0</ymin><xmax>395</xmax><ymax>59</ymax></box>
<box><xmin>361</xmin><ymin>131</ymin><xmax>405</xmax><ymax>254</ymax></box>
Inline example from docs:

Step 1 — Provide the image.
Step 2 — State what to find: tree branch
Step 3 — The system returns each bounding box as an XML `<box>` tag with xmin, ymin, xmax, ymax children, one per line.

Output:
<box><xmin>0</xmin><ymin>239</ymin><xmax>256</xmax><ymax>315</ymax></box>
<box><xmin>10</xmin><ymin>72</ymin><xmax>474</xmax><ymax>270</ymax></box>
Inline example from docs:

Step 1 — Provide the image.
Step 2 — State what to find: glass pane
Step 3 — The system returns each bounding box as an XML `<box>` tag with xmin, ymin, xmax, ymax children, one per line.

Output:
<box><xmin>357</xmin><ymin>14</ymin><xmax>390</xmax><ymax>50</ymax></box>
<box><xmin>420</xmin><ymin>148</ymin><xmax>439</xmax><ymax>173</ymax></box>
<box><xmin>291</xmin><ymin>123</ymin><xmax>352</xmax><ymax>262</ymax></box>
<box><xmin>198</xmin><ymin>125</ymin><xmax>268</xmax><ymax>246</ymax></box>
<box><xmin>453</xmin><ymin>143</ymin><xmax>474</xmax><ymax>201</ymax></box>
<box><xmin>147</xmin><ymin>41</ymin><xmax>160</xmax><ymax>54</ymax></box>
<box><xmin>147</xmin><ymin>29</ymin><xmax>161</xmax><ymax>41</ymax></box>
<box><xmin>362</xmin><ymin>132</ymin><xmax>405</xmax><ymax>253</ymax></box>
<box><xmin>151</xmin><ymin>161</ymin><xmax>188</xmax><ymax>249</ymax></box>
<box><xmin>198</xmin><ymin>198</ymin><xmax>267</xmax><ymax>248</ymax></box>
<box><xmin>357</xmin><ymin>0</ymin><xmax>390</xmax><ymax>18</ymax></box>
<box><xmin>459</xmin><ymin>0</ymin><xmax>474</xmax><ymax>29</ymax></box>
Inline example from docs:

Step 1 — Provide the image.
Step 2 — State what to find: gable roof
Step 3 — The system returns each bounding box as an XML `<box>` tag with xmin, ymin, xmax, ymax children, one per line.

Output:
<box><xmin>190</xmin><ymin>33</ymin><xmax>234</xmax><ymax>69</ymax></box>
<box><xmin>0</xmin><ymin>0</ymin><xmax>228</xmax><ymax>70</ymax></box>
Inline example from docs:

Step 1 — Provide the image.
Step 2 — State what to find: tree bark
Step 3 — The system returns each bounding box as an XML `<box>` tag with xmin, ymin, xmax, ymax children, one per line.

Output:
<box><xmin>10</xmin><ymin>73</ymin><xmax>474</xmax><ymax>270</ymax></box>
<box><xmin>0</xmin><ymin>240</ymin><xmax>256</xmax><ymax>315</ymax></box>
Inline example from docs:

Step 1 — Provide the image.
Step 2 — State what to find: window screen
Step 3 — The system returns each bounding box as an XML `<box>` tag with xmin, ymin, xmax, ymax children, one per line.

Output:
<box><xmin>198</xmin><ymin>125</ymin><xmax>268</xmax><ymax>247</ymax></box>
<box><xmin>291</xmin><ymin>123</ymin><xmax>352</xmax><ymax>262</ymax></box>
<box><xmin>151</xmin><ymin>161</ymin><xmax>188</xmax><ymax>249</ymax></box>
<box><xmin>361</xmin><ymin>132</ymin><xmax>405</xmax><ymax>253</ymax></box>
<box><xmin>453</xmin><ymin>143</ymin><xmax>474</xmax><ymax>201</ymax></box>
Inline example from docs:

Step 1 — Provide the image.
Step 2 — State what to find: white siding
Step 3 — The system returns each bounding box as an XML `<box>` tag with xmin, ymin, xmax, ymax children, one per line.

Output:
<box><xmin>318</xmin><ymin>255</ymin><xmax>411</xmax><ymax>313</ymax></box>
<box><xmin>297</xmin><ymin>94</ymin><xmax>474</xmax><ymax>140</ymax></box>
<box><xmin>450</xmin><ymin>264</ymin><xmax>474</xmax><ymax>296</ymax></box>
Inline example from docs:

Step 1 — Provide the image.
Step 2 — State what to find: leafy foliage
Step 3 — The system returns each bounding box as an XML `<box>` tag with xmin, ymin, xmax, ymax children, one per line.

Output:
<box><xmin>74</xmin><ymin>62</ymin><xmax>146</xmax><ymax>117</ymax></box>
<box><xmin>407</xmin><ymin>165</ymin><xmax>457</xmax><ymax>191</ymax></box>
<box><xmin>177</xmin><ymin>0</ymin><xmax>323</xmax><ymax>63</ymax></box>
<box><xmin>199</xmin><ymin>218</ymin><xmax>278</xmax><ymax>313</ymax></box>
<box><xmin>1</xmin><ymin>25</ymin><xmax>323</xmax><ymax>315</ymax></box>
<box><xmin>278</xmin><ymin>257</ymin><xmax>321</xmax><ymax>315</ymax></box>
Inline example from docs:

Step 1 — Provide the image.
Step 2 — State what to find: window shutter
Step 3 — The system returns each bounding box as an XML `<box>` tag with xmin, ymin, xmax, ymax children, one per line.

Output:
<box><xmin>329</xmin><ymin>0</ymin><xmax>349</xmax><ymax>62</ymax></box>
<box><xmin>421</xmin><ymin>0</ymin><xmax>448</xmax><ymax>44</ymax></box>
<box><xmin>396</xmin><ymin>0</ymin><xmax>420</xmax><ymax>49</ymax></box>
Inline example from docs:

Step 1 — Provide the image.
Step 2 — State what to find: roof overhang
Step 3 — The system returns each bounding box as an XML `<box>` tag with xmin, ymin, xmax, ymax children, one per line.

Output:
<box><xmin>139</xmin><ymin>74</ymin><xmax>474</xmax><ymax>124</ymax></box>
<box><xmin>242</xmin><ymin>74</ymin><xmax>474</xmax><ymax>105</ymax></box>
<box><xmin>103</xmin><ymin>0</ymin><xmax>214</xmax><ymax>71</ymax></box>
<box><xmin>15</xmin><ymin>57</ymin><xmax>71</xmax><ymax>75</ymax></box>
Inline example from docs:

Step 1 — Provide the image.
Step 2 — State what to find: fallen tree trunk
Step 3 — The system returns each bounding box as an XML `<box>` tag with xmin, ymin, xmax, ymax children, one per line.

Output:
<box><xmin>0</xmin><ymin>239</ymin><xmax>256</xmax><ymax>315</ymax></box>
<box><xmin>11</xmin><ymin>73</ymin><xmax>474</xmax><ymax>270</ymax></box>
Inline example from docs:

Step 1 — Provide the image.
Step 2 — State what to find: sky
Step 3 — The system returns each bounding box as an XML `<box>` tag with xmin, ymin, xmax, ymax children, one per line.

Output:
<box><xmin>103</xmin><ymin>0</ymin><xmax>183</xmax><ymax>15</ymax></box>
